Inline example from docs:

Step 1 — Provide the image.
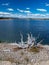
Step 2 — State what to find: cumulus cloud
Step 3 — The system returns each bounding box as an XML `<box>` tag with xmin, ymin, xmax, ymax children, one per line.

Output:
<box><xmin>2</xmin><ymin>3</ymin><xmax>9</xmax><ymax>6</ymax></box>
<box><xmin>37</xmin><ymin>8</ymin><xmax>47</xmax><ymax>12</ymax></box>
<box><xmin>24</xmin><ymin>10</ymin><xmax>31</xmax><ymax>13</ymax></box>
<box><xmin>15</xmin><ymin>13</ymin><xmax>49</xmax><ymax>18</ymax></box>
<box><xmin>0</xmin><ymin>12</ymin><xmax>10</xmax><ymax>15</ymax></box>
<box><xmin>11</xmin><ymin>13</ymin><xmax>49</xmax><ymax>18</ymax></box>
<box><xmin>27</xmin><ymin>13</ymin><xmax>46</xmax><ymax>18</ymax></box>
<box><xmin>7</xmin><ymin>8</ymin><xmax>14</xmax><ymax>11</ymax></box>
<box><xmin>0</xmin><ymin>12</ymin><xmax>12</xmax><ymax>17</ymax></box>
<box><xmin>0</xmin><ymin>11</ymin><xmax>49</xmax><ymax>18</ymax></box>
<box><xmin>46</xmin><ymin>3</ymin><xmax>49</xmax><ymax>6</ymax></box>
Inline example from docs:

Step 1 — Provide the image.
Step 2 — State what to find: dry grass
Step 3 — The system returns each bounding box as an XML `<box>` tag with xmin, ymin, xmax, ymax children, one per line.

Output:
<box><xmin>12</xmin><ymin>47</ymin><xmax>22</xmax><ymax>51</ymax></box>
<box><xmin>28</xmin><ymin>46</ymin><xmax>40</xmax><ymax>53</ymax></box>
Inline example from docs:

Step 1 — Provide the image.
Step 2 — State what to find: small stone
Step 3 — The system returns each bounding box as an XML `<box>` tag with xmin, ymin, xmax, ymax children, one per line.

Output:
<box><xmin>31</xmin><ymin>59</ymin><xmax>34</xmax><ymax>62</ymax></box>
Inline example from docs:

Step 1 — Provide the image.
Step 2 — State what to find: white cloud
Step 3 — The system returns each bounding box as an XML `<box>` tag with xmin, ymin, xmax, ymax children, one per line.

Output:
<box><xmin>37</xmin><ymin>8</ymin><xmax>47</xmax><ymax>12</ymax></box>
<box><xmin>0</xmin><ymin>12</ymin><xmax>13</xmax><ymax>17</ymax></box>
<box><xmin>12</xmin><ymin>13</ymin><xmax>47</xmax><ymax>18</ymax></box>
<box><xmin>7</xmin><ymin>8</ymin><xmax>14</xmax><ymax>11</ymax></box>
<box><xmin>2</xmin><ymin>3</ymin><xmax>9</xmax><ymax>6</ymax></box>
<box><xmin>24</xmin><ymin>10</ymin><xmax>31</xmax><ymax>13</ymax></box>
<box><xmin>17</xmin><ymin>9</ymin><xmax>24</xmax><ymax>12</ymax></box>
<box><xmin>17</xmin><ymin>8</ymin><xmax>31</xmax><ymax>14</ymax></box>
<box><xmin>0</xmin><ymin>11</ymin><xmax>49</xmax><ymax>18</ymax></box>
<box><xmin>0</xmin><ymin>12</ymin><xmax>10</xmax><ymax>15</ymax></box>
<box><xmin>17</xmin><ymin>13</ymin><xmax>49</xmax><ymax>18</ymax></box>
<box><xmin>26</xmin><ymin>8</ymin><xmax>30</xmax><ymax>9</ymax></box>
<box><xmin>27</xmin><ymin>13</ymin><xmax>46</xmax><ymax>18</ymax></box>
<box><xmin>46</xmin><ymin>3</ymin><xmax>49</xmax><ymax>6</ymax></box>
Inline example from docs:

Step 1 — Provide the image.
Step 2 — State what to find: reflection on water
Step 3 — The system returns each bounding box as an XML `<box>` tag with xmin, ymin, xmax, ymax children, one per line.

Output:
<box><xmin>0</xmin><ymin>19</ymin><xmax>49</xmax><ymax>44</ymax></box>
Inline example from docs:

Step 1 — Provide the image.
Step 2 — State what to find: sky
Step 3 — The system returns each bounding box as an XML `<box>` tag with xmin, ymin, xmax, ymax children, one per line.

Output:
<box><xmin>0</xmin><ymin>0</ymin><xmax>49</xmax><ymax>18</ymax></box>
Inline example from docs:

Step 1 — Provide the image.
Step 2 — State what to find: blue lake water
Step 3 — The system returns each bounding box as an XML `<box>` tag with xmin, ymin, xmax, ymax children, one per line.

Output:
<box><xmin>0</xmin><ymin>19</ymin><xmax>49</xmax><ymax>44</ymax></box>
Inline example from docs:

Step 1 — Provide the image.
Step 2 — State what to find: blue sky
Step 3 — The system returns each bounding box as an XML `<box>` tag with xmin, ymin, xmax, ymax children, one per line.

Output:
<box><xmin>0</xmin><ymin>0</ymin><xmax>49</xmax><ymax>18</ymax></box>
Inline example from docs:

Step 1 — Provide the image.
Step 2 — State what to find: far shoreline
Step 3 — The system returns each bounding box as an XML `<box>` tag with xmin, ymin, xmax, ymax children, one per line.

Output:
<box><xmin>0</xmin><ymin>17</ymin><xmax>49</xmax><ymax>20</ymax></box>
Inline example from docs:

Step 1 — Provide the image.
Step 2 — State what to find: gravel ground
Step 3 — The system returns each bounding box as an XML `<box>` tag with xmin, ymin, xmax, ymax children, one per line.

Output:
<box><xmin>0</xmin><ymin>43</ymin><xmax>49</xmax><ymax>65</ymax></box>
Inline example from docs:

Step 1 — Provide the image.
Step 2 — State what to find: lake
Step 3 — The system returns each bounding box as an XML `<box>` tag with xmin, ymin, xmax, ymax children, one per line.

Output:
<box><xmin>0</xmin><ymin>19</ymin><xmax>49</xmax><ymax>44</ymax></box>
